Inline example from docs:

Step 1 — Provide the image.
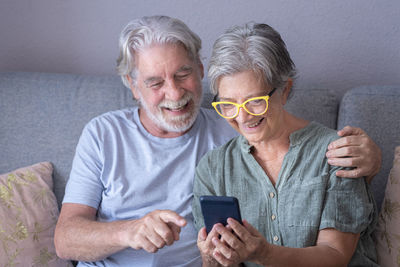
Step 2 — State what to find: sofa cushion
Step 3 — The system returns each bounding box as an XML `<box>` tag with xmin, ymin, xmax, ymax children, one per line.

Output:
<box><xmin>374</xmin><ymin>146</ymin><xmax>400</xmax><ymax>266</ymax></box>
<box><xmin>0</xmin><ymin>162</ymin><xmax>73</xmax><ymax>266</ymax></box>
<box><xmin>338</xmin><ymin>85</ymin><xmax>400</xmax><ymax>211</ymax></box>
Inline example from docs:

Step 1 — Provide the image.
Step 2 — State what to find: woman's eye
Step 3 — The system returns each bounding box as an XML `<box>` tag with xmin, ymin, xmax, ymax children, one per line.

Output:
<box><xmin>221</xmin><ymin>104</ymin><xmax>234</xmax><ymax>109</ymax></box>
<box><xmin>250</xmin><ymin>99</ymin><xmax>263</xmax><ymax>104</ymax></box>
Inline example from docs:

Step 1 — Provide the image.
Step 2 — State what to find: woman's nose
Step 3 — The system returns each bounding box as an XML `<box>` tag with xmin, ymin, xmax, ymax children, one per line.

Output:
<box><xmin>235</xmin><ymin>106</ymin><xmax>251</xmax><ymax>122</ymax></box>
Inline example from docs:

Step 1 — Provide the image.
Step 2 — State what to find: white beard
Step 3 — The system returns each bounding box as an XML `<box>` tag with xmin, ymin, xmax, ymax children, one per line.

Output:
<box><xmin>137</xmin><ymin>91</ymin><xmax>201</xmax><ymax>133</ymax></box>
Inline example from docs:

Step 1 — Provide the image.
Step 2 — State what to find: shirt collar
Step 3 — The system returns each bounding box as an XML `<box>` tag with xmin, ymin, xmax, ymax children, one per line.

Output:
<box><xmin>239</xmin><ymin>121</ymin><xmax>318</xmax><ymax>153</ymax></box>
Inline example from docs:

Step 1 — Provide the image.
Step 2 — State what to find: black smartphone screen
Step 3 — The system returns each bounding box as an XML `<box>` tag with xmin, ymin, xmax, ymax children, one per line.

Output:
<box><xmin>199</xmin><ymin>195</ymin><xmax>242</xmax><ymax>233</ymax></box>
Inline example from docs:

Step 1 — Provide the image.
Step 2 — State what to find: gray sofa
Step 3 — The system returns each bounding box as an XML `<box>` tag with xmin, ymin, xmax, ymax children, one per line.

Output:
<box><xmin>0</xmin><ymin>71</ymin><xmax>399</xmax><ymax>215</ymax></box>
<box><xmin>0</xmin><ymin>72</ymin><xmax>400</xmax><ymax>211</ymax></box>
<box><xmin>1</xmin><ymin>72</ymin><xmax>131</xmax><ymax>208</ymax></box>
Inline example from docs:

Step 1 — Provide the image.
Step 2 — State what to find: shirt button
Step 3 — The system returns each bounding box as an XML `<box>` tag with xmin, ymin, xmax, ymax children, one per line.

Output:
<box><xmin>273</xmin><ymin>235</ymin><xmax>279</xmax><ymax>242</ymax></box>
<box><xmin>269</xmin><ymin>192</ymin><xmax>275</xmax><ymax>198</ymax></box>
<box><xmin>271</xmin><ymin>214</ymin><xmax>276</xmax><ymax>220</ymax></box>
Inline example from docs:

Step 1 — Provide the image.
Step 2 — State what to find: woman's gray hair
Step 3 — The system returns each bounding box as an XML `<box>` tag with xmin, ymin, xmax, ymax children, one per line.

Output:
<box><xmin>208</xmin><ymin>22</ymin><xmax>296</xmax><ymax>95</ymax></box>
<box><xmin>117</xmin><ymin>15</ymin><xmax>202</xmax><ymax>88</ymax></box>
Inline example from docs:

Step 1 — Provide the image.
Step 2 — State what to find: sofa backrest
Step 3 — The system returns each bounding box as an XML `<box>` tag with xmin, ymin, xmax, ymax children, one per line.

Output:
<box><xmin>285</xmin><ymin>88</ymin><xmax>339</xmax><ymax>130</ymax></box>
<box><xmin>0</xmin><ymin>71</ymin><xmax>373</xmax><ymax>208</ymax></box>
<box><xmin>0</xmin><ymin>72</ymin><xmax>132</xmax><ymax>206</ymax></box>
<box><xmin>338</xmin><ymin>85</ymin><xmax>400</xmax><ymax>211</ymax></box>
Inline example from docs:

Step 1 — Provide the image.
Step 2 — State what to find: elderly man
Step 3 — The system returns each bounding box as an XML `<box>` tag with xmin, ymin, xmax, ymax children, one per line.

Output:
<box><xmin>54</xmin><ymin>16</ymin><xmax>381</xmax><ymax>266</ymax></box>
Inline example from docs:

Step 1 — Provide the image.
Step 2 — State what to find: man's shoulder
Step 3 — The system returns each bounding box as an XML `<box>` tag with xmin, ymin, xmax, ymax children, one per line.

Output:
<box><xmin>86</xmin><ymin>107</ymin><xmax>138</xmax><ymax>129</ymax></box>
<box><xmin>198</xmin><ymin>108</ymin><xmax>238</xmax><ymax>140</ymax></box>
<box><xmin>198</xmin><ymin>108</ymin><xmax>222</xmax><ymax>123</ymax></box>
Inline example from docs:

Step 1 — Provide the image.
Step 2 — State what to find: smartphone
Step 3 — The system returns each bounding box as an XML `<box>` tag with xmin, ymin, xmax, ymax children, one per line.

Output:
<box><xmin>199</xmin><ymin>195</ymin><xmax>242</xmax><ymax>233</ymax></box>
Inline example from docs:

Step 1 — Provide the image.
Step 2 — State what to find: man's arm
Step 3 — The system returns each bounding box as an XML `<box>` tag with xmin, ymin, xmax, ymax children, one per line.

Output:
<box><xmin>326</xmin><ymin>126</ymin><xmax>381</xmax><ymax>182</ymax></box>
<box><xmin>54</xmin><ymin>203</ymin><xmax>186</xmax><ymax>261</ymax></box>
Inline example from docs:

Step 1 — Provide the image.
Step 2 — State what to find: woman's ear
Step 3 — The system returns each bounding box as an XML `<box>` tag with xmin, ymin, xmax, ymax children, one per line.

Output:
<box><xmin>281</xmin><ymin>78</ymin><xmax>293</xmax><ymax>105</ymax></box>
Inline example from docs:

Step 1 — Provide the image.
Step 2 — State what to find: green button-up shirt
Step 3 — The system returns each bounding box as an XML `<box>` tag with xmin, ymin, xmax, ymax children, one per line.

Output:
<box><xmin>192</xmin><ymin>122</ymin><xmax>378</xmax><ymax>266</ymax></box>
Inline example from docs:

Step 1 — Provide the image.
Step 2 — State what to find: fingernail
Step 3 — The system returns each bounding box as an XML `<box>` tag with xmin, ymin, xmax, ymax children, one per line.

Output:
<box><xmin>212</xmin><ymin>237</ymin><xmax>218</xmax><ymax>245</ymax></box>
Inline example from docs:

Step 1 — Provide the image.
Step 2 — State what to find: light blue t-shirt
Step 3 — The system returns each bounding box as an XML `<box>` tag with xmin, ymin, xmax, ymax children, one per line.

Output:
<box><xmin>63</xmin><ymin>107</ymin><xmax>237</xmax><ymax>267</ymax></box>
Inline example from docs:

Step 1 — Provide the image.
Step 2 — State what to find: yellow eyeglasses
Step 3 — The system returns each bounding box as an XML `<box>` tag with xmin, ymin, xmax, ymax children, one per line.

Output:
<box><xmin>212</xmin><ymin>88</ymin><xmax>277</xmax><ymax>119</ymax></box>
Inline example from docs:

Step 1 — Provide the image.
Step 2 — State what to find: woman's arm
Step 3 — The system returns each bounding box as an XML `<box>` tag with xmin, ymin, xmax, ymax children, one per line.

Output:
<box><xmin>209</xmin><ymin>219</ymin><xmax>359</xmax><ymax>267</ymax></box>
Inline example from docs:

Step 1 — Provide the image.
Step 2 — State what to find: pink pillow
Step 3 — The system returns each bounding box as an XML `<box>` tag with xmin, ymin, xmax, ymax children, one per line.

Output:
<box><xmin>374</xmin><ymin>146</ymin><xmax>400</xmax><ymax>267</ymax></box>
<box><xmin>0</xmin><ymin>162</ymin><xmax>73</xmax><ymax>266</ymax></box>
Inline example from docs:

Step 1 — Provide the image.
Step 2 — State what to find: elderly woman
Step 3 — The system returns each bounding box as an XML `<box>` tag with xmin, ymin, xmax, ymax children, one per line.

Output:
<box><xmin>192</xmin><ymin>23</ymin><xmax>378</xmax><ymax>267</ymax></box>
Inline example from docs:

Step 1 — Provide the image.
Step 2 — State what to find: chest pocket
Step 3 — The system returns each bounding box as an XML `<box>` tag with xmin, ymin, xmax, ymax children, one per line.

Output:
<box><xmin>279</xmin><ymin>174</ymin><xmax>328</xmax><ymax>228</ymax></box>
<box><xmin>277</xmin><ymin>175</ymin><xmax>329</xmax><ymax>247</ymax></box>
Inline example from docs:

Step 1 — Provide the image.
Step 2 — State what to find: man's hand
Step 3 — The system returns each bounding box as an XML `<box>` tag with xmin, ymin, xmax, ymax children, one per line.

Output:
<box><xmin>123</xmin><ymin>210</ymin><xmax>187</xmax><ymax>253</ymax></box>
<box><xmin>326</xmin><ymin>126</ymin><xmax>381</xmax><ymax>182</ymax></box>
<box><xmin>55</xmin><ymin>205</ymin><xmax>186</xmax><ymax>261</ymax></box>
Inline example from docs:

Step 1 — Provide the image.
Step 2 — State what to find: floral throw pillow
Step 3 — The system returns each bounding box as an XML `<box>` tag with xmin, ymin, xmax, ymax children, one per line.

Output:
<box><xmin>374</xmin><ymin>146</ymin><xmax>400</xmax><ymax>267</ymax></box>
<box><xmin>0</xmin><ymin>162</ymin><xmax>73</xmax><ymax>267</ymax></box>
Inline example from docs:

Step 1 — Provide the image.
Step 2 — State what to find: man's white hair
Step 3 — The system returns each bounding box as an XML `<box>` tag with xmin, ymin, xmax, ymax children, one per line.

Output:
<box><xmin>116</xmin><ymin>15</ymin><xmax>202</xmax><ymax>88</ymax></box>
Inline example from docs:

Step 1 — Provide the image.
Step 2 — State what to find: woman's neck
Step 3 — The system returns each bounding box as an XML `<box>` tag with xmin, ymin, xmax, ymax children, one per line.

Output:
<box><xmin>251</xmin><ymin>111</ymin><xmax>308</xmax><ymax>155</ymax></box>
<box><xmin>251</xmin><ymin>111</ymin><xmax>309</xmax><ymax>185</ymax></box>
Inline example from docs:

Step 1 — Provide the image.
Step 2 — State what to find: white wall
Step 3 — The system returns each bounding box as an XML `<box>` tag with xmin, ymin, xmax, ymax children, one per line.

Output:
<box><xmin>1</xmin><ymin>0</ymin><xmax>399</xmax><ymax>95</ymax></box>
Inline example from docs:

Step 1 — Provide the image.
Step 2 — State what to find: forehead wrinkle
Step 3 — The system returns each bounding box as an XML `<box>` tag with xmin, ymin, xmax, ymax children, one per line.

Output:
<box><xmin>177</xmin><ymin>65</ymin><xmax>193</xmax><ymax>72</ymax></box>
<box><xmin>217</xmin><ymin>70</ymin><xmax>270</xmax><ymax>102</ymax></box>
<box><xmin>136</xmin><ymin>43</ymin><xmax>192</xmax><ymax>82</ymax></box>
<box><xmin>219</xmin><ymin>90</ymin><xmax>266</xmax><ymax>102</ymax></box>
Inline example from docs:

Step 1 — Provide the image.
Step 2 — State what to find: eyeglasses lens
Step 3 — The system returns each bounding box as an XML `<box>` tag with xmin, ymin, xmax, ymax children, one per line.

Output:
<box><xmin>245</xmin><ymin>99</ymin><xmax>267</xmax><ymax>115</ymax></box>
<box><xmin>216</xmin><ymin>103</ymin><xmax>236</xmax><ymax>117</ymax></box>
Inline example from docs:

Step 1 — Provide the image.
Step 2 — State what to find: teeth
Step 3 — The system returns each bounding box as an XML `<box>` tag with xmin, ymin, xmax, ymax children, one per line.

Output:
<box><xmin>162</xmin><ymin>101</ymin><xmax>188</xmax><ymax>111</ymax></box>
<box><xmin>159</xmin><ymin>92</ymin><xmax>193</xmax><ymax>111</ymax></box>
<box><xmin>248</xmin><ymin>119</ymin><xmax>262</xmax><ymax>128</ymax></box>
<box><xmin>167</xmin><ymin>104</ymin><xmax>186</xmax><ymax>111</ymax></box>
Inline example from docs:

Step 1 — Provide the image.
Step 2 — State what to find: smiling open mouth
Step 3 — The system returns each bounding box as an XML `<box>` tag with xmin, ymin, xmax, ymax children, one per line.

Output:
<box><xmin>248</xmin><ymin>118</ymin><xmax>264</xmax><ymax>128</ymax></box>
<box><xmin>164</xmin><ymin>102</ymin><xmax>190</xmax><ymax>112</ymax></box>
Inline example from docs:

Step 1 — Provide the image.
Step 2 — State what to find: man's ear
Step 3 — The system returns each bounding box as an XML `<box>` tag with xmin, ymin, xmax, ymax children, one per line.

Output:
<box><xmin>198</xmin><ymin>61</ymin><xmax>204</xmax><ymax>80</ymax></box>
<box><xmin>126</xmin><ymin>75</ymin><xmax>140</xmax><ymax>99</ymax></box>
<box><xmin>281</xmin><ymin>78</ymin><xmax>293</xmax><ymax>105</ymax></box>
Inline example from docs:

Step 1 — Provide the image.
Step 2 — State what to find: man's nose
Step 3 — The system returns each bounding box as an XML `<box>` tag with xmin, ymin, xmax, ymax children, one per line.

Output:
<box><xmin>165</xmin><ymin>80</ymin><xmax>185</xmax><ymax>100</ymax></box>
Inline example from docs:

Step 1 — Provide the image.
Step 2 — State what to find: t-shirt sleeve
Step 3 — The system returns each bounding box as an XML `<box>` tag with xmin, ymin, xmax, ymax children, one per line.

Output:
<box><xmin>320</xmin><ymin>165</ymin><xmax>375</xmax><ymax>233</ymax></box>
<box><xmin>62</xmin><ymin>120</ymin><xmax>104</xmax><ymax>209</ymax></box>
